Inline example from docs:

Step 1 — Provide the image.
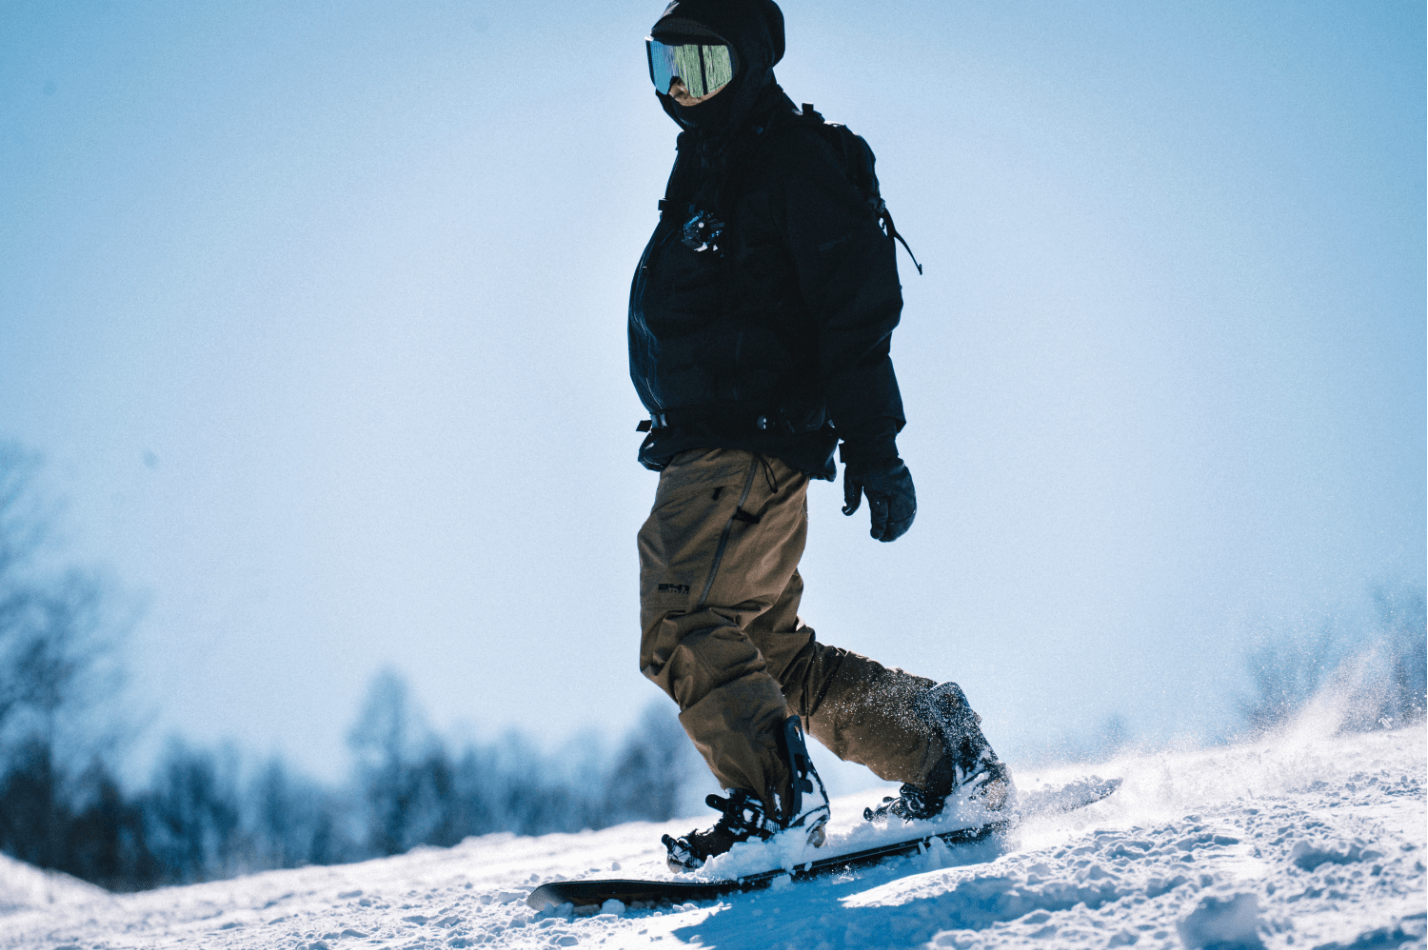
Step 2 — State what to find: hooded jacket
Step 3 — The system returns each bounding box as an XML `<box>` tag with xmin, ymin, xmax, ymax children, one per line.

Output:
<box><xmin>629</xmin><ymin>0</ymin><xmax>906</xmax><ymax>479</ymax></box>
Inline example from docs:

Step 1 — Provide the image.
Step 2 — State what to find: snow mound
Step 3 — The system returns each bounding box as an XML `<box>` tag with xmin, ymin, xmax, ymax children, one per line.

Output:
<box><xmin>0</xmin><ymin>851</ymin><xmax>107</xmax><ymax>915</ymax></box>
<box><xmin>0</xmin><ymin>722</ymin><xmax>1421</xmax><ymax>949</ymax></box>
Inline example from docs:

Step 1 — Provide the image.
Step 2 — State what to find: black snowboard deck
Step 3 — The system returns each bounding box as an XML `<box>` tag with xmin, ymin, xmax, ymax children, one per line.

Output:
<box><xmin>526</xmin><ymin>776</ymin><xmax>1121</xmax><ymax>910</ymax></box>
<box><xmin>528</xmin><ymin>819</ymin><xmax>1004</xmax><ymax>909</ymax></box>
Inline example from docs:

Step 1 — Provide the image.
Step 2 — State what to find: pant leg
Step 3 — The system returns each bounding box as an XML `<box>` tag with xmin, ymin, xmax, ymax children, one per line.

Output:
<box><xmin>639</xmin><ymin>448</ymin><xmax>954</xmax><ymax>806</ymax></box>
<box><xmin>638</xmin><ymin>448</ymin><xmax>807</xmax><ymax>816</ymax></box>
<box><xmin>785</xmin><ymin>643</ymin><xmax>947</xmax><ymax>787</ymax></box>
<box><xmin>748</xmin><ymin>568</ymin><xmax>947</xmax><ymax>788</ymax></box>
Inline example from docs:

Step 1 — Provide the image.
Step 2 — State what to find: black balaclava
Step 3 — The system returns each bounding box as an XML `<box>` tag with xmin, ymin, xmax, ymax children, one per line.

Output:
<box><xmin>650</xmin><ymin>0</ymin><xmax>785</xmax><ymax>137</ymax></box>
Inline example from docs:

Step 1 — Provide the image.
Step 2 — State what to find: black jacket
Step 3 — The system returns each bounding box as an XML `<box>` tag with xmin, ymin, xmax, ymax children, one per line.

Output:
<box><xmin>629</xmin><ymin>0</ymin><xmax>906</xmax><ymax>479</ymax></box>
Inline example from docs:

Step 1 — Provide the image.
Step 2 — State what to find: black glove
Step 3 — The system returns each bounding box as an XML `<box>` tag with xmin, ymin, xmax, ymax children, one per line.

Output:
<box><xmin>842</xmin><ymin>459</ymin><xmax>916</xmax><ymax>542</ymax></box>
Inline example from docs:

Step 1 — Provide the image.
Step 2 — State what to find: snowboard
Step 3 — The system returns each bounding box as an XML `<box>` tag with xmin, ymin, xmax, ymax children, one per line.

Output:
<box><xmin>526</xmin><ymin>776</ymin><xmax>1120</xmax><ymax>910</ymax></box>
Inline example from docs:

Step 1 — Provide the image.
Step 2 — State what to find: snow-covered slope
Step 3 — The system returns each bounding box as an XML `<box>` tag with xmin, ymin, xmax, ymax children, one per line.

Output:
<box><xmin>1</xmin><ymin>720</ymin><xmax>1422</xmax><ymax>950</ymax></box>
<box><xmin>0</xmin><ymin>853</ymin><xmax>106</xmax><ymax>916</ymax></box>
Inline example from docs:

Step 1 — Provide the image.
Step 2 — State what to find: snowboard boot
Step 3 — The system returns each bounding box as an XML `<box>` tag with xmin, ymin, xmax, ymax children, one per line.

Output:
<box><xmin>864</xmin><ymin>682</ymin><xmax>1015</xmax><ymax>823</ymax></box>
<box><xmin>663</xmin><ymin>716</ymin><xmax>830</xmax><ymax>872</ymax></box>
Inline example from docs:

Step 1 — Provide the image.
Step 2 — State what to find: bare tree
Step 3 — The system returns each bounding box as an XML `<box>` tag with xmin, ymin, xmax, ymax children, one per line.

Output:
<box><xmin>1240</xmin><ymin>587</ymin><xmax>1427</xmax><ymax>734</ymax></box>
<box><xmin>65</xmin><ymin>758</ymin><xmax>157</xmax><ymax>890</ymax></box>
<box><xmin>1372</xmin><ymin>587</ymin><xmax>1427</xmax><ymax>725</ymax></box>
<box><xmin>1241</xmin><ymin>617</ymin><xmax>1342</xmax><ymax>732</ymax></box>
<box><xmin>142</xmin><ymin>739</ymin><xmax>245</xmax><ymax>884</ymax></box>
<box><xmin>604</xmin><ymin>702</ymin><xmax>693</xmax><ymax>824</ymax></box>
<box><xmin>247</xmin><ymin>755</ymin><xmax>355</xmax><ymax>870</ymax></box>
<box><xmin>348</xmin><ymin>668</ymin><xmax>448</xmax><ymax>855</ymax></box>
<box><xmin>0</xmin><ymin>444</ymin><xmax>133</xmax><ymax>880</ymax></box>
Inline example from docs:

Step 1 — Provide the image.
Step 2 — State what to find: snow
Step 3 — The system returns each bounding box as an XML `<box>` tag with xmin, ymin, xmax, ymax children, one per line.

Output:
<box><xmin>0</xmin><ymin>718</ymin><xmax>1422</xmax><ymax>950</ymax></box>
<box><xmin>0</xmin><ymin>854</ymin><xmax>106</xmax><ymax>916</ymax></box>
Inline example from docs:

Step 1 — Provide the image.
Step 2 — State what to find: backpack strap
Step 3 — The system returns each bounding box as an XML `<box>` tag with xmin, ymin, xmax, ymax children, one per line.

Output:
<box><xmin>797</xmin><ymin>103</ymin><xmax>923</xmax><ymax>275</ymax></box>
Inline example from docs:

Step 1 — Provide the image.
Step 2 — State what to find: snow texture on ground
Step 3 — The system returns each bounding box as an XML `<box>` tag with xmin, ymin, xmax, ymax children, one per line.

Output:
<box><xmin>0</xmin><ymin>716</ymin><xmax>1423</xmax><ymax>950</ymax></box>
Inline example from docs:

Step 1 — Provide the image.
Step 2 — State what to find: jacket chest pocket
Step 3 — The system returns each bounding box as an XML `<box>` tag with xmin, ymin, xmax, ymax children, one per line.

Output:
<box><xmin>641</xmin><ymin>223</ymin><xmax>730</xmax><ymax>336</ymax></box>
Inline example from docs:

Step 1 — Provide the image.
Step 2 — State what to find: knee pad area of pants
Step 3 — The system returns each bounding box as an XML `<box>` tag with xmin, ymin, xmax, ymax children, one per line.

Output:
<box><xmin>664</xmin><ymin>626</ymin><xmax>770</xmax><ymax>711</ymax></box>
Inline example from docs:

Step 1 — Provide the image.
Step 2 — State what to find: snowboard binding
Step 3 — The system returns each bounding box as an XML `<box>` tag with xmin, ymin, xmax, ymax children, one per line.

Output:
<box><xmin>664</xmin><ymin>716</ymin><xmax>829</xmax><ymax>872</ymax></box>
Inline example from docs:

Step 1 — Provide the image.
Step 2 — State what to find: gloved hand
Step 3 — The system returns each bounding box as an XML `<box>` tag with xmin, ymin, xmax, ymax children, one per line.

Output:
<box><xmin>842</xmin><ymin>459</ymin><xmax>916</xmax><ymax>542</ymax></box>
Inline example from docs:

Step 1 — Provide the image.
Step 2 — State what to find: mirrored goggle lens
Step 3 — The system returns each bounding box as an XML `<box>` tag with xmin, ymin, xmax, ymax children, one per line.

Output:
<box><xmin>646</xmin><ymin>37</ymin><xmax>735</xmax><ymax>99</ymax></box>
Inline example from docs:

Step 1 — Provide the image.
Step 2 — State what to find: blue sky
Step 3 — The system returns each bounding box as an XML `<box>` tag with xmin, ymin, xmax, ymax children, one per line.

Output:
<box><xmin>1</xmin><ymin>0</ymin><xmax>1422</xmax><ymax>789</ymax></box>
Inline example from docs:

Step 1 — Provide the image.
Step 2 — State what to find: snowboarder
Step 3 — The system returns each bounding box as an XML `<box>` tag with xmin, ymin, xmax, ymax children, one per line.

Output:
<box><xmin>630</xmin><ymin>0</ymin><xmax>1012</xmax><ymax>872</ymax></box>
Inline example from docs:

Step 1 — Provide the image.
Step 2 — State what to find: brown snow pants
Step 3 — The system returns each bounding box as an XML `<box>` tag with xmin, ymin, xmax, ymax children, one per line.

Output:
<box><xmin>638</xmin><ymin>447</ymin><xmax>951</xmax><ymax>819</ymax></box>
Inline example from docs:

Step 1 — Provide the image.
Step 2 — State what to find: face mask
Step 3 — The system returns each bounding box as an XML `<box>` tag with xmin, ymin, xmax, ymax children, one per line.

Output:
<box><xmin>646</xmin><ymin>35</ymin><xmax>737</xmax><ymax>100</ymax></box>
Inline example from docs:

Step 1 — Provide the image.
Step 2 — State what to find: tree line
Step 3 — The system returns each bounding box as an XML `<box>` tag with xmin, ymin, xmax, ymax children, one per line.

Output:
<box><xmin>0</xmin><ymin>682</ymin><xmax>694</xmax><ymax>891</ymax></box>
<box><xmin>0</xmin><ymin>444</ymin><xmax>698</xmax><ymax>891</ymax></box>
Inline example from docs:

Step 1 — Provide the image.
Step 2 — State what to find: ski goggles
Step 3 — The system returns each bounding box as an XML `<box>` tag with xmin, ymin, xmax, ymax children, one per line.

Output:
<box><xmin>646</xmin><ymin>36</ymin><xmax>736</xmax><ymax>99</ymax></box>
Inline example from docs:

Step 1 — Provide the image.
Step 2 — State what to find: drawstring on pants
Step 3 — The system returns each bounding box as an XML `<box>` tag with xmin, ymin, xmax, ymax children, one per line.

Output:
<box><xmin>758</xmin><ymin>455</ymin><xmax>780</xmax><ymax>495</ymax></box>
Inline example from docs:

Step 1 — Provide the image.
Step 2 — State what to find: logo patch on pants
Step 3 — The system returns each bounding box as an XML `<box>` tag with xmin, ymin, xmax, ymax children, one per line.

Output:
<box><xmin>658</xmin><ymin>583</ymin><xmax>692</xmax><ymax>595</ymax></box>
